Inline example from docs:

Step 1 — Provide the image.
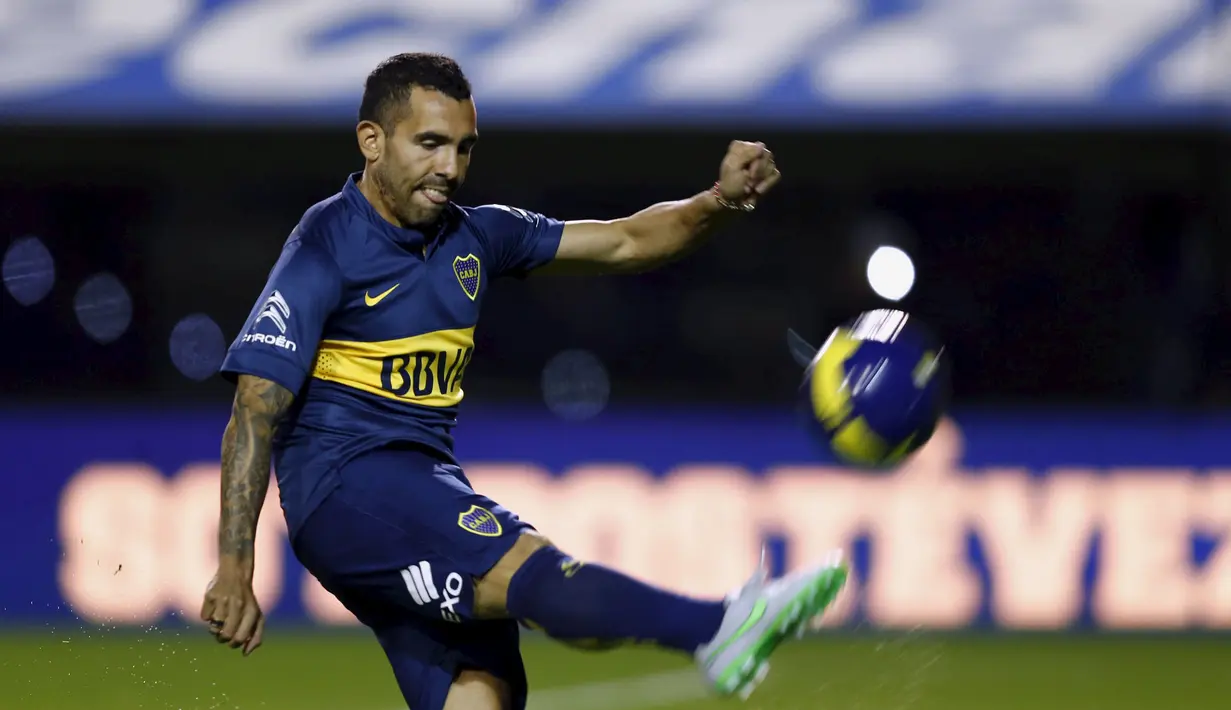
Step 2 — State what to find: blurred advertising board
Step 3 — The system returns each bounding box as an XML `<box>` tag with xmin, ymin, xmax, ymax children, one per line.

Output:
<box><xmin>3</xmin><ymin>406</ymin><xmax>1229</xmax><ymax>631</ymax></box>
<box><xmin>0</xmin><ymin>0</ymin><xmax>1223</xmax><ymax>127</ymax></box>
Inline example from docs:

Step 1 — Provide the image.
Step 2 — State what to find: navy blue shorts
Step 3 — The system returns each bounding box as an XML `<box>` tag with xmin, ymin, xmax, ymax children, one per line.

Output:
<box><xmin>291</xmin><ymin>445</ymin><xmax>533</xmax><ymax>710</ymax></box>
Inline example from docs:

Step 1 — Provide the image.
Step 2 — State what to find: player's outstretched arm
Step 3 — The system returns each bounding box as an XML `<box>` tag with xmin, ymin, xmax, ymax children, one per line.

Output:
<box><xmin>201</xmin><ymin>374</ymin><xmax>294</xmax><ymax>656</ymax></box>
<box><xmin>541</xmin><ymin>140</ymin><xmax>780</xmax><ymax>275</ymax></box>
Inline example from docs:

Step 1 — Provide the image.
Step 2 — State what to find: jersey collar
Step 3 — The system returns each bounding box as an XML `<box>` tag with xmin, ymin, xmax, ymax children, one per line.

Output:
<box><xmin>343</xmin><ymin>172</ymin><xmax>451</xmax><ymax>251</ymax></box>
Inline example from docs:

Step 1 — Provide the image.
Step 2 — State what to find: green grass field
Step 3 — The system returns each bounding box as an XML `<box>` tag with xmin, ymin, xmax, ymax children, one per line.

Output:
<box><xmin>2</xmin><ymin>628</ymin><xmax>1228</xmax><ymax>709</ymax></box>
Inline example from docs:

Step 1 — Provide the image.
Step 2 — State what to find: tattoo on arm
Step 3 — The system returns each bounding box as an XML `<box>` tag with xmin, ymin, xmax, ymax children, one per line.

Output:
<box><xmin>219</xmin><ymin>375</ymin><xmax>294</xmax><ymax>563</ymax></box>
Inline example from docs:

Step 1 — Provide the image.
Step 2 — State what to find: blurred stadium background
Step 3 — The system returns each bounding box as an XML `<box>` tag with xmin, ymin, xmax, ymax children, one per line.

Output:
<box><xmin>2</xmin><ymin>1</ymin><xmax>1230</xmax><ymax>708</ymax></box>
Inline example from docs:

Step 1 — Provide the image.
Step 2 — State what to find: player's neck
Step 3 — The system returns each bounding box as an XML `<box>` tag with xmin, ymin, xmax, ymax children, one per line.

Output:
<box><xmin>357</xmin><ymin>170</ymin><xmax>410</xmax><ymax>230</ymax></box>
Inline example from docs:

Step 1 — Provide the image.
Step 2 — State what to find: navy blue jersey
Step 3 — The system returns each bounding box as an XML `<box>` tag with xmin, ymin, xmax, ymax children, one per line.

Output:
<box><xmin>220</xmin><ymin>173</ymin><xmax>564</xmax><ymax>537</ymax></box>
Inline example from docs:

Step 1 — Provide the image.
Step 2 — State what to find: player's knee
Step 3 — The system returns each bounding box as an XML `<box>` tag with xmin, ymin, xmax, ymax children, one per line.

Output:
<box><xmin>472</xmin><ymin>530</ymin><xmax>552</xmax><ymax>619</ymax></box>
<box><xmin>442</xmin><ymin>668</ymin><xmax>511</xmax><ymax>710</ymax></box>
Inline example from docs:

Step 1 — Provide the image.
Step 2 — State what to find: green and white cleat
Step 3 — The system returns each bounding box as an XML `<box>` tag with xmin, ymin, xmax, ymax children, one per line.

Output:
<box><xmin>695</xmin><ymin>550</ymin><xmax>848</xmax><ymax>700</ymax></box>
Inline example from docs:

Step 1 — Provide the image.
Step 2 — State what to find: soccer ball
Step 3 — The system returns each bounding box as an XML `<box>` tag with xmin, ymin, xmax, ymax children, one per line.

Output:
<box><xmin>799</xmin><ymin>309</ymin><xmax>949</xmax><ymax>469</ymax></box>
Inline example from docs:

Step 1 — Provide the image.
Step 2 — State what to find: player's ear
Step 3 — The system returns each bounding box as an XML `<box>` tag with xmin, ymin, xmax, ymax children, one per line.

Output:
<box><xmin>356</xmin><ymin>120</ymin><xmax>384</xmax><ymax>161</ymax></box>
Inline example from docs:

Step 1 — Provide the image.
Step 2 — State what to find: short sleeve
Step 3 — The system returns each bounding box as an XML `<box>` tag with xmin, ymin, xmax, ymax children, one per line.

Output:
<box><xmin>471</xmin><ymin>204</ymin><xmax>565</xmax><ymax>278</ymax></box>
<box><xmin>219</xmin><ymin>239</ymin><xmax>343</xmax><ymax>394</ymax></box>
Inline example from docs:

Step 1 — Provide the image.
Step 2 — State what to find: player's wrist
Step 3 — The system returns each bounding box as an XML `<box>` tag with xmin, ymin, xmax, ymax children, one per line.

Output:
<box><xmin>217</xmin><ymin>552</ymin><xmax>256</xmax><ymax>580</ymax></box>
<box><xmin>709</xmin><ymin>182</ymin><xmax>755</xmax><ymax>213</ymax></box>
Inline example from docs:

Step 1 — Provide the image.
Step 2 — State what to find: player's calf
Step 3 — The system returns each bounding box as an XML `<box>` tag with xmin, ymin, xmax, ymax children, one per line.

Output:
<box><xmin>473</xmin><ymin>531</ymin><xmax>726</xmax><ymax>655</ymax></box>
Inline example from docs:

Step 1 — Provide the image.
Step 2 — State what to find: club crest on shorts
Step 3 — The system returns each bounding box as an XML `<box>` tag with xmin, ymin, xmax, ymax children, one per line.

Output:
<box><xmin>457</xmin><ymin>505</ymin><xmax>502</xmax><ymax>537</ymax></box>
<box><xmin>453</xmin><ymin>254</ymin><xmax>481</xmax><ymax>301</ymax></box>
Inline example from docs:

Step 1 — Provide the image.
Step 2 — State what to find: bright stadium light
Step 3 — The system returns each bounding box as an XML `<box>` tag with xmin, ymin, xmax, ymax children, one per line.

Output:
<box><xmin>866</xmin><ymin>246</ymin><xmax>915</xmax><ymax>302</ymax></box>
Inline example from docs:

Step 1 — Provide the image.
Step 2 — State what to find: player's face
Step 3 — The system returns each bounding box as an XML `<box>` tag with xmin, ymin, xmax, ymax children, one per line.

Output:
<box><xmin>376</xmin><ymin>88</ymin><xmax>478</xmax><ymax>228</ymax></box>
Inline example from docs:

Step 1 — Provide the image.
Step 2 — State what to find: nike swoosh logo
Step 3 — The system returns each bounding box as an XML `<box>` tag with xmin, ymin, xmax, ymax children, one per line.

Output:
<box><xmin>704</xmin><ymin>599</ymin><xmax>767</xmax><ymax>665</ymax></box>
<box><xmin>364</xmin><ymin>284</ymin><xmax>399</xmax><ymax>307</ymax></box>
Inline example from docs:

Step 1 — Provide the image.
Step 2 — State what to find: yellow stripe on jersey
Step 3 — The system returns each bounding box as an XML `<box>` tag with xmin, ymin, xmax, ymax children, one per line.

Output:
<box><xmin>312</xmin><ymin>327</ymin><xmax>476</xmax><ymax>408</ymax></box>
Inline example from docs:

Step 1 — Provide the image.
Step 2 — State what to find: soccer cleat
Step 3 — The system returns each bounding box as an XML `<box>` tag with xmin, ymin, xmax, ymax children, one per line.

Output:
<box><xmin>694</xmin><ymin>549</ymin><xmax>848</xmax><ymax>700</ymax></box>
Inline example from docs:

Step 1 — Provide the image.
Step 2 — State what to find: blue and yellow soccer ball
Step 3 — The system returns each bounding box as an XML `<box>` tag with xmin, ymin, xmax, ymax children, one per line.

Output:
<box><xmin>800</xmin><ymin>309</ymin><xmax>949</xmax><ymax>469</ymax></box>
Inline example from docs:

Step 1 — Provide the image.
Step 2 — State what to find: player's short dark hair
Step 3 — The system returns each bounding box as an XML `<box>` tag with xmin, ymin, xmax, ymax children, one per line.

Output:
<box><xmin>359</xmin><ymin>53</ymin><xmax>472</xmax><ymax>130</ymax></box>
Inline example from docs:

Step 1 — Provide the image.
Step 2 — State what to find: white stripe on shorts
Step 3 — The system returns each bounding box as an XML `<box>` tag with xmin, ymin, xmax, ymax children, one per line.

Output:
<box><xmin>400</xmin><ymin>567</ymin><xmax>424</xmax><ymax>605</ymax></box>
<box><xmin>416</xmin><ymin>560</ymin><xmax>439</xmax><ymax>600</ymax></box>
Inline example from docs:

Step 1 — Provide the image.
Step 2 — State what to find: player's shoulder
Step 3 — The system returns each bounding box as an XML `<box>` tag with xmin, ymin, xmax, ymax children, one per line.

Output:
<box><xmin>454</xmin><ymin>203</ymin><xmax>554</xmax><ymax>243</ymax></box>
<box><xmin>289</xmin><ymin>182</ymin><xmax>388</xmax><ymax>275</ymax></box>
<box><xmin>458</xmin><ymin>203</ymin><xmax>545</xmax><ymax>226</ymax></box>
<box><xmin>293</xmin><ymin>191</ymin><xmax>354</xmax><ymax>253</ymax></box>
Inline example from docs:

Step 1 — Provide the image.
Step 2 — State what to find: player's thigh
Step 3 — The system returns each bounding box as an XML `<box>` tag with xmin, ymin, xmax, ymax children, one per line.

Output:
<box><xmin>370</xmin><ymin>618</ymin><xmax>528</xmax><ymax>710</ymax></box>
<box><xmin>307</xmin><ymin>583</ymin><xmax>530</xmax><ymax>710</ymax></box>
<box><xmin>294</xmin><ymin>445</ymin><xmax>535</xmax><ymax>624</ymax></box>
<box><xmin>472</xmin><ymin>530</ymin><xmax>553</xmax><ymax>618</ymax></box>
<box><xmin>443</xmin><ymin>669</ymin><xmax>512</xmax><ymax>710</ymax></box>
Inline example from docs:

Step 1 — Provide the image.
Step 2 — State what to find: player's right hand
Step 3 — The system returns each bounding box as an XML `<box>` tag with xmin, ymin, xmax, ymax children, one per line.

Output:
<box><xmin>200</xmin><ymin>565</ymin><xmax>265</xmax><ymax>656</ymax></box>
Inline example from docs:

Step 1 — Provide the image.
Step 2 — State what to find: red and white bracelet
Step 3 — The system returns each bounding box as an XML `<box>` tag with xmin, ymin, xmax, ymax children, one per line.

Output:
<box><xmin>711</xmin><ymin>181</ymin><xmax>756</xmax><ymax>212</ymax></box>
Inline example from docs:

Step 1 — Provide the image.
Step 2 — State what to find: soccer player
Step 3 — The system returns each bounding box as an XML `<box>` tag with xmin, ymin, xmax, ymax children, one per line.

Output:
<box><xmin>201</xmin><ymin>53</ymin><xmax>848</xmax><ymax>709</ymax></box>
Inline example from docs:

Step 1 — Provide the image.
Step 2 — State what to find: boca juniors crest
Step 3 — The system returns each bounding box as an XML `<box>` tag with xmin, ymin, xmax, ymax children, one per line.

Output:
<box><xmin>457</xmin><ymin>505</ymin><xmax>502</xmax><ymax>537</ymax></box>
<box><xmin>453</xmin><ymin>254</ymin><xmax>481</xmax><ymax>301</ymax></box>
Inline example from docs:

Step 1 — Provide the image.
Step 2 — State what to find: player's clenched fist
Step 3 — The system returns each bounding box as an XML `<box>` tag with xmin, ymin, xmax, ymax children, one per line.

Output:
<box><xmin>715</xmin><ymin>140</ymin><xmax>781</xmax><ymax>209</ymax></box>
<box><xmin>200</xmin><ymin>568</ymin><xmax>265</xmax><ymax>656</ymax></box>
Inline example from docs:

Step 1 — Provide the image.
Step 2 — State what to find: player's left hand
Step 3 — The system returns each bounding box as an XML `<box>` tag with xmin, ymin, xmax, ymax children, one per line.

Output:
<box><xmin>716</xmin><ymin>140</ymin><xmax>781</xmax><ymax>209</ymax></box>
<box><xmin>201</xmin><ymin>567</ymin><xmax>265</xmax><ymax>656</ymax></box>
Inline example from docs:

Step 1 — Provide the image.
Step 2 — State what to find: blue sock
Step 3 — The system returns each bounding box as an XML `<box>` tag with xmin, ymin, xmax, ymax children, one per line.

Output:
<box><xmin>504</xmin><ymin>546</ymin><xmax>726</xmax><ymax>654</ymax></box>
